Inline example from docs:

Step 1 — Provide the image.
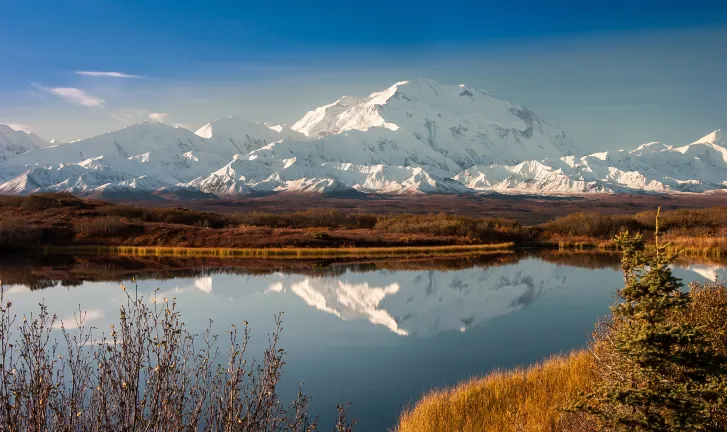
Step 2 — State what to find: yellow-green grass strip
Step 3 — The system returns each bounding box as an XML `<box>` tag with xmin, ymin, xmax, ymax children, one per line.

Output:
<box><xmin>46</xmin><ymin>242</ymin><xmax>515</xmax><ymax>259</ymax></box>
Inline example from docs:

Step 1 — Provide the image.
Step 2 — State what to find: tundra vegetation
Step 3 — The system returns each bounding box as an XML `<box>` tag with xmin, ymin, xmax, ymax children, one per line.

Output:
<box><xmin>0</xmin><ymin>193</ymin><xmax>725</xmax><ymax>256</ymax></box>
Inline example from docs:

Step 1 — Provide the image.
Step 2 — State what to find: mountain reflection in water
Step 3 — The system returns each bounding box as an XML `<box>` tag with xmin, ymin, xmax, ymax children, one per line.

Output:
<box><xmin>1</xmin><ymin>251</ymin><xmax>723</xmax><ymax>338</ymax></box>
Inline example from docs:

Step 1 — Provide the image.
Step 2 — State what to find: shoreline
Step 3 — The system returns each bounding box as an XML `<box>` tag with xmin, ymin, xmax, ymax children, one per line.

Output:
<box><xmin>42</xmin><ymin>242</ymin><xmax>516</xmax><ymax>259</ymax></box>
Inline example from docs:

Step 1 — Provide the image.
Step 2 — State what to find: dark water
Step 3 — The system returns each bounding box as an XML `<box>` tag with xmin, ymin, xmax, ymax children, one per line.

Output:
<box><xmin>1</xmin><ymin>252</ymin><xmax>724</xmax><ymax>431</ymax></box>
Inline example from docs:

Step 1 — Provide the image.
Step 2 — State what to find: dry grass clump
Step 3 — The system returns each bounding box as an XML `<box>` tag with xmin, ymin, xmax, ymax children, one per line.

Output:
<box><xmin>664</xmin><ymin>235</ymin><xmax>727</xmax><ymax>256</ymax></box>
<box><xmin>395</xmin><ymin>351</ymin><xmax>595</xmax><ymax>432</ymax></box>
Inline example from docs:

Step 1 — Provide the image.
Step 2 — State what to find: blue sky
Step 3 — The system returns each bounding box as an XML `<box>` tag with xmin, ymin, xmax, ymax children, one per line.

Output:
<box><xmin>1</xmin><ymin>0</ymin><xmax>725</xmax><ymax>149</ymax></box>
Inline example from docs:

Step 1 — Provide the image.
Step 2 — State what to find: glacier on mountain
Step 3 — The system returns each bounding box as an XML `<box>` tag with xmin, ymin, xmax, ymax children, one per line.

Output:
<box><xmin>0</xmin><ymin>79</ymin><xmax>724</xmax><ymax>197</ymax></box>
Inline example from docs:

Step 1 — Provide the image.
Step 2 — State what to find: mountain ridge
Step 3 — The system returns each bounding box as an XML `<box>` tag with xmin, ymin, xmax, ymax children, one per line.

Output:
<box><xmin>0</xmin><ymin>79</ymin><xmax>724</xmax><ymax>197</ymax></box>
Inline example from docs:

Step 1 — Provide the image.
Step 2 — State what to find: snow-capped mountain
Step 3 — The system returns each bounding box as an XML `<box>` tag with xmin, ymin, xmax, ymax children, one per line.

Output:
<box><xmin>455</xmin><ymin>129</ymin><xmax>727</xmax><ymax>193</ymax></box>
<box><xmin>0</xmin><ymin>79</ymin><xmax>724</xmax><ymax>197</ymax></box>
<box><xmin>291</xmin><ymin>78</ymin><xmax>576</xmax><ymax>166</ymax></box>
<box><xmin>0</xmin><ymin>124</ymin><xmax>51</xmax><ymax>162</ymax></box>
<box><xmin>2</xmin><ymin>120</ymin><xmax>286</xmax><ymax>195</ymax></box>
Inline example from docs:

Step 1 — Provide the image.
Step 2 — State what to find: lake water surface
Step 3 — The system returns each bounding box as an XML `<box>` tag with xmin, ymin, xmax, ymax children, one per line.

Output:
<box><xmin>1</xmin><ymin>252</ymin><xmax>724</xmax><ymax>431</ymax></box>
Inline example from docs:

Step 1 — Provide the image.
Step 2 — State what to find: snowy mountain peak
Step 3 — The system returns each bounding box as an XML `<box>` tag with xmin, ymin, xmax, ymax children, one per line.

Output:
<box><xmin>196</xmin><ymin>116</ymin><xmax>261</xmax><ymax>139</ymax></box>
<box><xmin>292</xmin><ymin>78</ymin><xmax>577</xmax><ymax>166</ymax></box>
<box><xmin>692</xmin><ymin>129</ymin><xmax>724</xmax><ymax>146</ymax></box>
<box><xmin>197</xmin><ymin>116</ymin><xmax>307</xmax><ymax>146</ymax></box>
<box><xmin>0</xmin><ymin>124</ymin><xmax>51</xmax><ymax>161</ymax></box>
<box><xmin>291</xmin><ymin>96</ymin><xmax>365</xmax><ymax>137</ymax></box>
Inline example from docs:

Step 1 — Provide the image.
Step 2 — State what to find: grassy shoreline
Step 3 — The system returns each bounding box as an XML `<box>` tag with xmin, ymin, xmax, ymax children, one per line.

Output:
<box><xmin>40</xmin><ymin>240</ymin><xmax>727</xmax><ymax>260</ymax></box>
<box><xmin>45</xmin><ymin>242</ymin><xmax>515</xmax><ymax>258</ymax></box>
<box><xmin>396</xmin><ymin>351</ymin><xmax>594</xmax><ymax>432</ymax></box>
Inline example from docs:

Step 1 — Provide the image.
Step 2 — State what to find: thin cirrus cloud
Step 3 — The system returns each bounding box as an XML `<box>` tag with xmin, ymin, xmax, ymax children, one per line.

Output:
<box><xmin>76</xmin><ymin>71</ymin><xmax>142</xmax><ymax>79</ymax></box>
<box><xmin>32</xmin><ymin>83</ymin><xmax>105</xmax><ymax>108</ymax></box>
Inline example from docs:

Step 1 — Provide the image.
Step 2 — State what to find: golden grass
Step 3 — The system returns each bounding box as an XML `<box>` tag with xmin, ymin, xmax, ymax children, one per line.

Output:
<box><xmin>530</xmin><ymin>238</ymin><xmax>617</xmax><ymax>250</ymax></box>
<box><xmin>665</xmin><ymin>235</ymin><xmax>727</xmax><ymax>258</ymax></box>
<box><xmin>395</xmin><ymin>351</ymin><xmax>594</xmax><ymax>432</ymax></box>
<box><xmin>47</xmin><ymin>242</ymin><xmax>515</xmax><ymax>259</ymax></box>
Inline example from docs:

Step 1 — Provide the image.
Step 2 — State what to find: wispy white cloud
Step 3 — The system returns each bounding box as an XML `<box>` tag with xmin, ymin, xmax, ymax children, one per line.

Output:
<box><xmin>76</xmin><ymin>71</ymin><xmax>142</xmax><ymax>79</ymax></box>
<box><xmin>111</xmin><ymin>108</ymin><xmax>148</xmax><ymax>123</ymax></box>
<box><xmin>50</xmin><ymin>87</ymin><xmax>105</xmax><ymax>107</ymax></box>
<box><xmin>33</xmin><ymin>83</ymin><xmax>105</xmax><ymax>107</ymax></box>
<box><xmin>148</xmin><ymin>112</ymin><xmax>168</xmax><ymax>123</ymax></box>
<box><xmin>112</xmin><ymin>108</ymin><xmax>176</xmax><ymax>126</ymax></box>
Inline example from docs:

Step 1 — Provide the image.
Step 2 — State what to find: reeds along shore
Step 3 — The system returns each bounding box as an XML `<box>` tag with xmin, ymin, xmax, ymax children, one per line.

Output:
<box><xmin>50</xmin><ymin>243</ymin><xmax>515</xmax><ymax>258</ymax></box>
<box><xmin>0</xmin><ymin>193</ymin><xmax>726</xmax><ymax>255</ymax></box>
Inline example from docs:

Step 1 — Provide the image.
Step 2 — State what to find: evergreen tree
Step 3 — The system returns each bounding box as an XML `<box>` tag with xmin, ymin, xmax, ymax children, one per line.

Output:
<box><xmin>573</xmin><ymin>209</ymin><xmax>727</xmax><ymax>431</ymax></box>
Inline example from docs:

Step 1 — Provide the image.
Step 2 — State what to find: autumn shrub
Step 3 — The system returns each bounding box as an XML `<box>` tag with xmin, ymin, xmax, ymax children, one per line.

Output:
<box><xmin>374</xmin><ymin>214</ymin><xmax>522</xmax><ymax>242</ymax></box>
<box><xmin>74</xmin><ymin>216</ymin><xmax>136</xmax><ymax>238</ymax></box>
<box><xmin>0</xmin><ymin>217</ymin><xmax>43</xmax><ymax>250</ymax></box>
<box><xmin>0</xmin><ymin>195</ymin><xmax>24</xmax><ymax>208</ymax></box>
<box><xmin>678</xmin><ymin>281</ymin><xmax>727</xmax><ymax>357</ymax></box>
<box><xmin>635</xmin><ymin>207</ymin><xmax>727</xmax><ymax>231</ymax></box>
<box><xmin>19</xmin><ymin>192</ymin><xmax>85</xmax><ymax>211</ymax></box>
<box><xmin>232</xmin><ymin>209</ymin><xmax>379</xmax><ymax>230</ymax></box>
<box><xmin>539</xmin><ymin>212</ymin><xmax>641</xmax><ymax>239</ymax></box>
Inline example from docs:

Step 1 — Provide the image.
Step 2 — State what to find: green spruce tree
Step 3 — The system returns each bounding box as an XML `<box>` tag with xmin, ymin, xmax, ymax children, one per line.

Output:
<box><xmin>573</xmin><ymin>209</ymin><xmax>727</xmax><ymax>431</ymax></box>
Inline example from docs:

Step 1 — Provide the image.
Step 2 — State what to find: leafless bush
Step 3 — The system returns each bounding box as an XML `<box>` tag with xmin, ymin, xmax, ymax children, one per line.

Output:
<box><xmin>0</xmin><ymin>282</ymin><xmax>353</xmax><ymax>431</ymax></box>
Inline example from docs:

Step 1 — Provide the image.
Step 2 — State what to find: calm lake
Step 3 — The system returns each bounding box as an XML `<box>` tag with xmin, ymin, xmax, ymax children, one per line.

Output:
<box><xmin>1</xmin><ymin>252</ymin><xmax>724</xmax><ymax>431</ymax></box>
